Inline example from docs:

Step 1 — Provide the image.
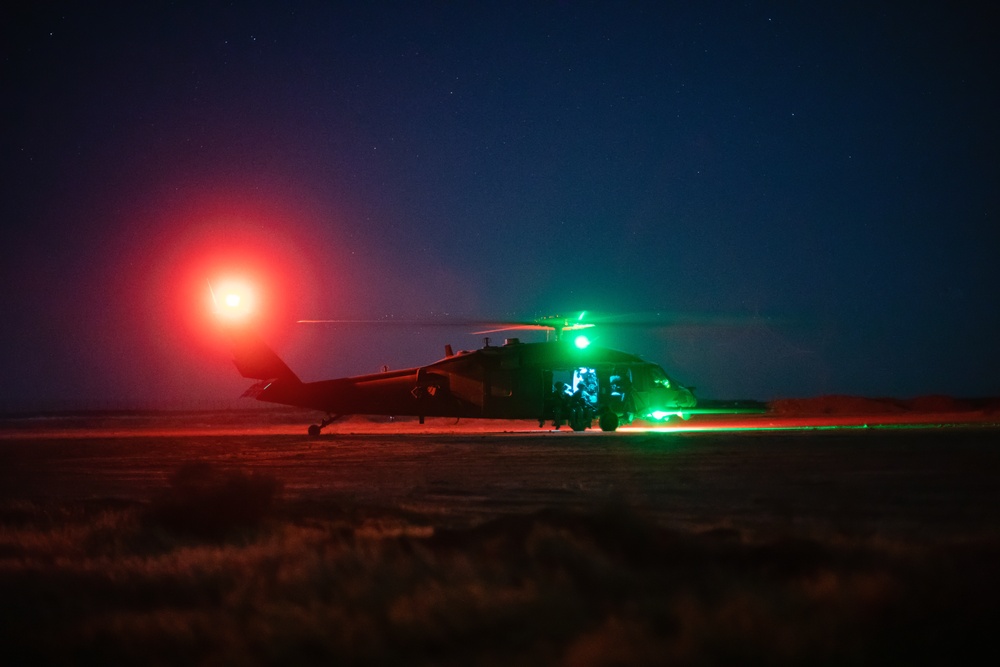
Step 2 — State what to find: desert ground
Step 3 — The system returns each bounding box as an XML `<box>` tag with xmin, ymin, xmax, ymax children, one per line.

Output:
<box><xmin>1</xmin><ymin>403</ymin><xmax>998</xmax><ymax>665</ymax></box>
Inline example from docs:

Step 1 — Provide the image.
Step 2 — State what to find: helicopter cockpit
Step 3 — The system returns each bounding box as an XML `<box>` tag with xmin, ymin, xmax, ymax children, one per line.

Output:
<box><xmin>630</xmin><ymin>363</ymin><xmax>673</xmax><ymax>390</ymax></box>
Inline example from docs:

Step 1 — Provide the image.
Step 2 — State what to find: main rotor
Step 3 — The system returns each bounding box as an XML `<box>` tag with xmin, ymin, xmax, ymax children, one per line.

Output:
<box><xmin>472</xmin><ymin>312</ymin><xmax>595</xmax><ymax>342</ymax></box>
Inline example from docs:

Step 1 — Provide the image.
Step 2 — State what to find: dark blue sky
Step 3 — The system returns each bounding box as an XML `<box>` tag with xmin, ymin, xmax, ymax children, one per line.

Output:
<box><xmin>2</xmin><ymin>1</ymin><xmax>997</xmax><ymax>408</ymax></box>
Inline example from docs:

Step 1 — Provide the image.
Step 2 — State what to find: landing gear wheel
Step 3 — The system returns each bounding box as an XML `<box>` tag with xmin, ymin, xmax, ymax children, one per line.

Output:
<box><xmin>308</xmin><ymin>413</ymin><xmax>339</xmax><ymax>437</ymax></box>
<box><xmin>599</xmin><ymin>412</ymin><xmax>620</xmax><ymax>432</ymax></box>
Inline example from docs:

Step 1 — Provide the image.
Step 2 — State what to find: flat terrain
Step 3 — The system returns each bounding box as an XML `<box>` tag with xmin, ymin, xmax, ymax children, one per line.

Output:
<box><xmin>1</xmin><ymin>411</ymin><xmax>999</xmax><ymax>665</ymax></box>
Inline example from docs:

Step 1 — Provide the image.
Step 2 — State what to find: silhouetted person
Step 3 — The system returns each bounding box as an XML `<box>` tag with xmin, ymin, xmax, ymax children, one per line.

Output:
<box><xmin>548</xmin><ymin>381</ymin><xmax>570</xmax><ymax>429</ymax></box>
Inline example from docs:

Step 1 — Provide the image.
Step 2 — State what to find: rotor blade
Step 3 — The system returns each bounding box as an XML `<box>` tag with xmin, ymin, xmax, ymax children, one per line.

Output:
<box><xmin>297</xmin><ymin>310</ymin><xmax>783</xmax><ymax>333</ymax></box>
<box><xmin>471</xmin><ymin>324</ymin><xmax>554</xmax><ymax>335</ymax></box>
<box><xmin>208</xmin><ymin>281</ymin><xmax>219</xmax><ymax>309</ymax></box>
<box><xmin>564</xmin><ymin>311</ymin><xmax>784</xmax><ymax>329</ymax></box>
<box><xmin>298</xmin><ymin>318</ymin><xmax>521</xmax><ymax>329</ymax></box>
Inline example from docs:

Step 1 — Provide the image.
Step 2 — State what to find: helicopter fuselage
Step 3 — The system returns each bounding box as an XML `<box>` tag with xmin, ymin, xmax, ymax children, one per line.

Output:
<box><xmin>247</xmin><ymin>337</ymin><xmax>696</xmax><ymax>431</ymax></box>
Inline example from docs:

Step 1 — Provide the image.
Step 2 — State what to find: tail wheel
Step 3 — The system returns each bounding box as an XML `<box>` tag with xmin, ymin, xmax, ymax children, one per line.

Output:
<box><xmin>308</xmin><ymin>424</ymin><xmax>321</xmax><ymax>437</ymax></box>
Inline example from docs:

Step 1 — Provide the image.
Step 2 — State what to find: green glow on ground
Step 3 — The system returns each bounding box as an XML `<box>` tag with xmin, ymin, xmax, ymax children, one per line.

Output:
<box><xmin>619</xmin><ymin>421</ymin><xmax>996</xmax><ymax>435</ymax></box>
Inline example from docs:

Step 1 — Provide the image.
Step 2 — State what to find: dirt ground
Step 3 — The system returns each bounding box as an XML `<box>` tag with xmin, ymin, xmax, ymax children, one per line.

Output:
<box><xmin>1</xmin><ymin>411</ymin><xmax>999</xmax><ymax>665</ymax></box>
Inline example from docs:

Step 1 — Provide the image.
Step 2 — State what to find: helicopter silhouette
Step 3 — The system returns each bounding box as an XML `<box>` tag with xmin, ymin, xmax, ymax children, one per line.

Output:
<box><xmin>221</xmin><ymin>306</ymin><xmax>710</xmax><ymax>433</ymax></box>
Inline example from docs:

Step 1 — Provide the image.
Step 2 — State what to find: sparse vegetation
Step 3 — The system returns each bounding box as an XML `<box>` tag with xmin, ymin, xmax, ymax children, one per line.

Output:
<box><xmin>146</xmin><ymin>462</ymin><xmax>282</xmax><ymax>539</ymax></box>
<box><xmin>1</xmin><ymin>493</ymin><xmax>997</xmax><ymax>665</ymax></box>
<box><xmin>2</xmin><ymin>421</ymin><xmax>999</xmax><ymax>665</ymax></box>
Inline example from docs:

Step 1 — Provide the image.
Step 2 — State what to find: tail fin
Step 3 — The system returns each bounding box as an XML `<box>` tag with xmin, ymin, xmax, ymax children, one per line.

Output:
<box><xmin>227</xmin><ymin>330</ymin><xmax>301</xmax><ymax>383</ymax></box>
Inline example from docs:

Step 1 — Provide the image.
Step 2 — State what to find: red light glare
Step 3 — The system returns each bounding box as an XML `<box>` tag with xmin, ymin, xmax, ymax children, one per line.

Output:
<box><xmin>210</xmin><ymin>278</ymin><xmax>258</xmax><ymax>322</ymax></box>
<box><xmin>146</xmin><ymin>212</ymin><xmax>320</xmax><ymax>355</ymax></box>
<box><xmin>119</xmin><ymin>186</ymin><xmax>332</xmax><ymax>400</ymax></box>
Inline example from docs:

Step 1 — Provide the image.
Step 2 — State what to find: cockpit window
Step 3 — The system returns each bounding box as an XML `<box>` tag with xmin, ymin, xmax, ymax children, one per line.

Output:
<box><xmin>648</xmin><ymin>366</ymin><xmax>671</xmax><ymax>388</ymax></box>
<box><xmin>634</xmin><ymin>365</ymin><xmax>672</xmax><ymax>390</ymax></box>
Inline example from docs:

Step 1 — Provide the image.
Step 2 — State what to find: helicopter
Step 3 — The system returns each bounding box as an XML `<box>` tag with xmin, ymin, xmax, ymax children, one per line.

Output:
<box><xmin>221</xmin><ymin>305</ymin><xmax>706</xmax><ymax>434</ymax></box>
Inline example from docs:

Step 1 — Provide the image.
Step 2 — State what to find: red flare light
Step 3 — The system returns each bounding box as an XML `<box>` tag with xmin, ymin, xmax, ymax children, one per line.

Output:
<box><xmin>210</xmin><ymin>278</ymin><xmax>258</xmax><ymax>322</ymax></box>
<box><xmin>147</xmin><ymin>208</ymin><xmax>321</xmax><ymax>355</ymax></box>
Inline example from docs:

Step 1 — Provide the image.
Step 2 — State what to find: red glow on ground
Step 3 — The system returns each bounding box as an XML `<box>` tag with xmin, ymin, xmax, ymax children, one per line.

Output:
<box><xmin>5</xmin><ymin>410</ymin><xmax>996</xmax><ymax>440</ymax></box>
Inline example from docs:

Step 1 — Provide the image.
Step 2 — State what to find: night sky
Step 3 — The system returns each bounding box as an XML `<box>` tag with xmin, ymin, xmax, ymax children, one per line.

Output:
<box><xmin>2</xmin><ymin>2</ymin><xmax>997</xmax><ymax>409</ymax></box>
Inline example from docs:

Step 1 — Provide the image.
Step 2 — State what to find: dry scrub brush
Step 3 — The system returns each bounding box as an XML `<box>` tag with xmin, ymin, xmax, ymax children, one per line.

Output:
<box><xmin>1</xmin><ymin>487</ymin><xmax>998</xmax><ymax>665</ymax></box>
